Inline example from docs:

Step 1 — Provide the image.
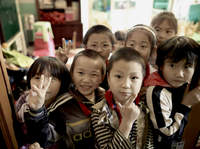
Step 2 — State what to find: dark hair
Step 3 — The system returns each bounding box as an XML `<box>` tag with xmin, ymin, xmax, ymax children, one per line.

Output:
<box><xmin>126</xmin><ymin>24</ymin><xmax>157</xmax><ymax>52</ymax></box>
<box><xmin>156</xmin><ymin>36</ymin><xmax>199</xmax><ymax>70</ymax></box>
<box><xmin>189</xmin><ymin>45</ymin><xmax>200</xmax><ymax>90</ymax></box>
<box><xmin>151</xmin><ymin>11</ymin><xmax>178</xmax><ymax>34</ymax></box>
<box><xmin>27</xmin><ymin>56</ymin><xmax>71</xmax><ymax>97</ymax></box>
<box><xmin>114</xmin><ymin>30</ymin><xmax>126</xmax><ymax>41</ymax></box>
<box><xmin>107</xmin><ymin>47</ymin><xmax>146</xmax><ymax>77</ymax></box>
<box><xmin>70</xmin><ymin>49</ymin><xmax>106</xmax><ymax>79</ymax></box>
<box><xmin>83</xmin><ymin>24</ymin><xmax>115</xmax><ymax>46</ymax></box>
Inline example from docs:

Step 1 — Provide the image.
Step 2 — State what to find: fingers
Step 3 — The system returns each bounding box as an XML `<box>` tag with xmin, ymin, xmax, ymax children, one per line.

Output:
<box><xmin>39</xmin><ymin>75</ymin><xmax>44</xmax><ymax>89</ymax></box>
<box><xmin>183</xmin><ymin>83</ymin><xmax>190</xmax><ymax>96</ymax></box>
<box><xmin>126</xmin><ymin>94</ymin><xmax>136</xmax><ymax>106</ymax></box>
<box><xmin>44</xmin><ymin>77</ymin><xmax>52</xmax><ymax>92</ymax></box>
<box><xmin>29</xmin><ymin>142</ymin><xmax>42</xmax><ymax>149</ymax></box>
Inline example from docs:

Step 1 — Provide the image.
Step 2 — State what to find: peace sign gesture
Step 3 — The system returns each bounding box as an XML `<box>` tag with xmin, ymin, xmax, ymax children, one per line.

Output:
<box><xmin>28</xmin><ymin>75</ymin><xmax>52</xmax><ymax>110</ymax></box>
<box><xmin>55</xmin><ymin>38</ymin><xmax>73</xmax><ymax>63</ymax></box>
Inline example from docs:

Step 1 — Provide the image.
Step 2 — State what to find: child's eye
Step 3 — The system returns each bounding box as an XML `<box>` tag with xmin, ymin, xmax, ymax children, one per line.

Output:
<box><xmin>141</xmin><ymin>45</ymin><xmax>147</xmax><ymax>49</ymax></box>
<box><xmin>131</xmin><ymin>76</ymin><xmax>138</xmax><ymax>80</ymax></box>
<box><xmin>91</xmin><ymin>73</ymin><xmax>98</xmax><ymax>77</ymax></box>
<box><xmin>184</xmin><ymin>64</ymin><xmax>193</xmax><ymax>69</ymax></box>
<box><xmin>114</xmin><ymin>74</ymin><xmax>121</xmax><ymax>79</ymax></box>
<box><xmin>155</xmin><ymin>28</ymin><xmax>160</xmax><ymax>32</ymax></box>
<box><xmin>166</xmin><ymin>30</ymin><xmax>173</xmax><ymax>34</ymax></box>
<box><xmin>78</xmin><ymin>71</ymin><xmax>84</xmax><ymax>75</ymax></box>
<box><xmin>103</xmin><ymin>44</ymin><xmax>109</xmax><ymax>47</ymax></box>
<box><xmin>169</xmin><ymin>63</ymin><xmax>175</xmax><ymax>68</ymax></box>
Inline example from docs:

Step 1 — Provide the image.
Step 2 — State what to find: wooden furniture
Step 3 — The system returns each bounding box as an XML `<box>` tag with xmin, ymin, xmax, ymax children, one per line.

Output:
<box><xmin>0</xmin><ymin>46</ymin><xmax>18</xmax><ymax>149</ymax></box>
<box><xmin>183</xmin><ymin>103</ymin><xmax>200</xmax><ymax>149</ymax></box>
<box><xmin>35</xmin><ymin>0</ymin><xmax>83</xmax><ymax>48</ymax></box>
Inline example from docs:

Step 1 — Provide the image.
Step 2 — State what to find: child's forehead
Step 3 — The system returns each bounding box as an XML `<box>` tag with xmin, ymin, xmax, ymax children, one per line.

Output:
<box><xmin>75</xmin><ymin>56</ymin><xmax>104</xmax><ymax>68</ymax></box>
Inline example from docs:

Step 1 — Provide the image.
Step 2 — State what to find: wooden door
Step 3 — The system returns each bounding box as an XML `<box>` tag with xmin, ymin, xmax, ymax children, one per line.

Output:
<box><xmin>0</xmin><ymin>47</ymin><xmax>18</xmax><ymax>149</ymax></box>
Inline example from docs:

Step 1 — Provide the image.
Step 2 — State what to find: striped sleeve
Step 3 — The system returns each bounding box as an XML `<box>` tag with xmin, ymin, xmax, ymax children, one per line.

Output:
<box><xmin>91</xmin><ymin>111</ymin><xmax>132</xmax><ymax>149</ymax></box>
<box><xmin>146</xmin><ymin>86</ymin><xmax>190</xmax><ymax>137</ymax></box>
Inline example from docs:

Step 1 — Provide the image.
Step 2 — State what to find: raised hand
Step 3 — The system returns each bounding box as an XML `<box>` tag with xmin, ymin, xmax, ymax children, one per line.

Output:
<box><xmin>55</xmin><ymin>38</ymin><xmax>73</xmax><ymax>63</ymax></box>
<box><xmin>182</xmin><ymin>84</ymin><xmax>200</xmax><ymax>107</ymax></box>
<box><xmin>28</xmin><ymin>75</ymin><xmax>52</xmax><ymax>110</ymax></box>
<box><xmin>117</xmin><ymin>95</ymin><xmax>140</xmax><ymax>138</ymax></box>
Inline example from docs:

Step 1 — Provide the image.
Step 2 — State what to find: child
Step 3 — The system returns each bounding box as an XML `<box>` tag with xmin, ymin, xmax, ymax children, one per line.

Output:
<box><xmin>23</xmin><ymin>50</ymin><xmax>106</xmax><ymax>148</ymax></box>
<box><xmin>15</xmin><ymin>56</ymin><xmax>71</xmax><ymax>148</ymax></box>
<box><xmin>125</xmin><ymin>24</ymin><xmax>157</xmax><ymax>73</ymax></box>
<box><xmin>91</xmin><ymin>47</ymin><xmax>155</xmax><ymax>149</ymax></box>
<box><xmin>145</xmin><ymin>36</ymin><xmax>200</xmax><ymax>148</ymax></box>
<box><xmin>114</xmin><ymin>30</ymin><xmax>126</xmax><ymax>51</ymax></box>
<box><xmin>150</xmin><ymin>11</ymin><xmax>177</xmax><ymax>66</ymax></box>
<box><xmin>151</xmin><ymin>11</ymin><xmax>177</xmax><ymax>47</ymax></box>
<box><xmin>83</xmin><ymin>24</ymin><xmax>115</xmax><ymax>61</ymax></box>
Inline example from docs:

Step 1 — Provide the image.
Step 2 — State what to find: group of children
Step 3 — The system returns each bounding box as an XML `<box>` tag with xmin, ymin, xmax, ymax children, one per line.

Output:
<box><xmin>14</xmin><ymin>11</ymin><xmax>200</xmax><ymax>149</ymax></box>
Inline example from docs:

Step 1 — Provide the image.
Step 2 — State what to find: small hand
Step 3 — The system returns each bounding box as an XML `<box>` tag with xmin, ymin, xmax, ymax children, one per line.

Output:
<box><xmin>117</xmin><ymin>94</ymin><xmax>140</xmax><ymax>123</ymax></box>
<box><xmin>29</xmin><ymin>142</ymin><xmax>43</xmax><ymax>149</ymax></box>
<box><xmin>28</xmin><ymin>75</ymin><xmax>52</xmax><ymax>110</ymax></box>
<box><xmin>182</xmin><ymin>84</ymin><xmax>200</xmax><ymax>107</ymax></box>
<box><xmin>55</xmin><ymin>38</ymin><xmax>72</xmax><ymax>63</ymax></box>
<box><xmin>117</xmin><ymin>94</ymin><xmax>140</xmax><ymax>138</ymax></box>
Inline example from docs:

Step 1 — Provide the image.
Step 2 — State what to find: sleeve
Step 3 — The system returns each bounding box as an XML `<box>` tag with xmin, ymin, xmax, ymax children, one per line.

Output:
<box><xmin>91</xmin><ymin>110</ymin><xmax>132</xmax><ymax>149</ymax></box>
<box><xmin>146</xmin><ymin>86</ymin><xmax>191</xmax><ymax>140</ymax></box>
<box><xmin>24</xmin><ymin>105</ymin><xmax>62</xmax><ymax>148</ymax></box>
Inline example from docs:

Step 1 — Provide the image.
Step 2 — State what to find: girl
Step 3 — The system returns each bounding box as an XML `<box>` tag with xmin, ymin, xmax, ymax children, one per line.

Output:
<box><xmin>145</xmin><ymin>36</ymin><xmax>200</xmax><ymax>148</ymax></box>
<box><xmin>91</xmin><ymin>47</ymin><xmax>155</xmax><ymax>149</ymax></box>
<box><xmin>125</xmin><ymin>24</ymin><xmax>157</xmax><ymax>73</ymax></box>
<box><xmin>24</xmin><ymin>50</ymin><xmax>106</xmax><ymax>148</ymax></box>
<box><xmin>15</xmin><ymin>56</ymin><xmax>71</xmax><ymax>148</ymax></box>
<box><xmin>151</xmin><ymin>11</ymin><xmax>177</xmax><ymax>47</ymax></box>
<box><xmin>150</xmin><ymin>11</ymin><xmax>177</xmax><ymax>66</ymax></box>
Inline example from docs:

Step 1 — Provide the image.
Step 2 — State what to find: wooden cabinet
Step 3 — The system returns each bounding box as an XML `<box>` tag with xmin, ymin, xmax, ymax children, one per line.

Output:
<box><xmin>36</xmin><ymin>0</ymin><xmax>83</xmax><ymax>48</ymax></box>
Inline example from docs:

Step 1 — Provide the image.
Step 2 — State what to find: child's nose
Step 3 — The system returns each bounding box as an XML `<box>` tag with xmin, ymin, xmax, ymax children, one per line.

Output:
<box><xmin>122</xmin><ymin>78</ymin><xmax>131</xmax><ymax>88</ymax></box>
<box><xmin>175</xmin><ymin>69</ymin><xmax>184</xmax><ymax>78</ymax></box>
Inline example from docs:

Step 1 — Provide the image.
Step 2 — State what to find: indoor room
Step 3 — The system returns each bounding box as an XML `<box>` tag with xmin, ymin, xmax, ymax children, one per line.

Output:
<box><xmin>0</xmin><ymin>0</ymin><xmax>200</xmax><ymax>149</ymax></box>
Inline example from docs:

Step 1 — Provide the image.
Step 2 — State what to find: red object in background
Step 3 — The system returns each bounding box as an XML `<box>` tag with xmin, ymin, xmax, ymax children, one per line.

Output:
<box><xmin>39</xmin><ymin>11</ymin><xmax>65</xmax><ymax>24</ymax></box>
<box><xmin>34</xmin><ymin>32</ymin><xmax>55</xmax><ymax>57</ymax></box>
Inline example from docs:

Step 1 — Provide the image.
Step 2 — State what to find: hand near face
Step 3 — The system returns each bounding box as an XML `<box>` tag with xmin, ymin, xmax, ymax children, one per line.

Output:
<box><xmin>181</xmin><ymin>84</ymin><xmax>200</xmax><ymax>107</ymax></box>
<box><xmin>29</xmin><ymin>142</ymin><xmax>43</xmax><ymax>149</ymax></box>
<box><xmin>28</xmin><ymin>75</ymin><xmax>52</xmax><ymax>110</ymax></box>
<box><xmin>117</xmin><ymin>94</ymin><xmax>140</xmax><ymax>123</ymax></box>
<box><xmin>55</xmin><ymin>38</ymin><xmax>72</xmax><ymax>63</ymax></box>
<box><xmin>117</xmin><ymin>95</ymin><xmax>140</xmax><ymax>138</ymax></box>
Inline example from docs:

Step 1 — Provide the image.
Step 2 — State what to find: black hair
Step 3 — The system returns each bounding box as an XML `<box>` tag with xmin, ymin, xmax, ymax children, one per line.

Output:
<box><xmin>126</xmin><ymin>24</ymin><xmax>157</xmax><ymax>53</ymax></box>
<box><xmin>114</xmin><ymin>30</ymin><xmax>126</xmax><ymax>41</ymax></box>
<box><xmin>107</xmin><ymin>47</ymin><xmax>146</xmax><ymax>77</ymax></box>
<box><xmin>156</xmin><ymin>36</ymin><xmax>199</xmax><ymax>70</ymax></box>
<box><xmin>27</xmin><ymin>56</ymin><xmax>71</xmax><ymax>97</ymax></box>
<box><xmin>83</xmin><ymin>24</ymin><xmax>115</xmax><ymax>46</ymax></box>
<box><xmin>70</xmin><ymin>49</ymin><xmax>106</xmax><ymax>79</ymax></box>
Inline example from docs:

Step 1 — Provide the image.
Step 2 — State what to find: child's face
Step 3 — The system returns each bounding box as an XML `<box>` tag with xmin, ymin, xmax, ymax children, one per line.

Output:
<box><xmin>153</xmin><ymin>20</ymin><xmax>176</xmax><ymax>46</ymax></box>
<box><xmin>126</xmin><ymin>30</ymin><xmax>151</xmax><ymax>62</ymax></box>
<box><xmin>30</xmin><ymin>71</ymin><xmax>61</xmax><ymax>101</ymax></box>
<box><xmin>161</xmin><ymin>59</ymin><xmax>195</xmax><ymax>88</ymax></box>
<box><xmin>86</xmin><ymin>33</ymin><xmax>112</xmax><ymax>60</ymax></box>
<box><xmin>114</xmin><ymin>40</ymin><xmax>125</xmax><ymax>51</ymax></box>
<box><xmin>108</xmin><ymin>60</ymin><xmax>143</xmax><ymax>105</ymax></box>
<box><xmin>72</xmin><ymin>56</ymin><xmax>103</xmax><ymax>99</ymax></box>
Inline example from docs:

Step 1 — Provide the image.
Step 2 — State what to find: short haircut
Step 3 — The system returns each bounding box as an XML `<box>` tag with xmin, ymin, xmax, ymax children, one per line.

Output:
<box><xmin>70</xmin><ymin>49</ymin><xmax>106</xmax><ymax>79</ymax></box>
<box><xmin>107</xmin><ymin>47</ymin><xmax>146</xmax><ymax>78</ymax></box>
<box><xmin>83</xmin><ymin>24</ymin><xmax>115</xmax><ymax>46</ymax></box>
<box><xmin>151</xmin><ymin>11</ymin><xmax>178</xmax><ymax>34</ymax></box>
<box><xmin>126</xmin><ymin>24</ymin><xmax>157</xmax><ymax>52</ymax></box>
<box><xmin>27</xmin><ymin>56</ymin><xmax>71</xmax><ymax>96</ymax></box>
<box><xmin>156</xmin><ymin>36</ymin><xmax>199</xmax><ymax>70</ymax></box>
<box><xmin>114</xmin><ymin>30</ymin><xmax>126</xmax><ymax>41</ymax></box>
